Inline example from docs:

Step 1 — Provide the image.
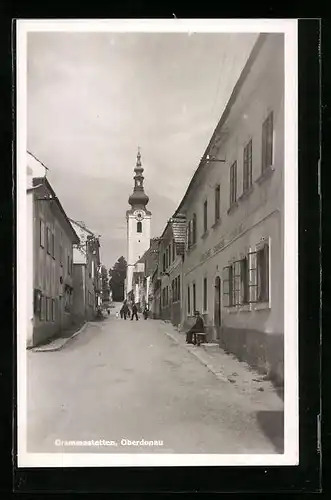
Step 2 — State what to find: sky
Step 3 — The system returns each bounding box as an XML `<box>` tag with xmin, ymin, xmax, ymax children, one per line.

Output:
<box><xmin>27</xmin><ymin>31</ymin><xmax>258</xmax><ymax>270</ymax></box>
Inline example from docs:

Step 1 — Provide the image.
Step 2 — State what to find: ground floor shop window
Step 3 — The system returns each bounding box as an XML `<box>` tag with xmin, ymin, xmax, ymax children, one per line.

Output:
<box><xmin>240</xmin><ymin>257</ymin><xmax>249</xmax><ymax>304</ymax></box>
<box><xmin>223</xmin><ymin>242</ymin><xmax>270</xmax><ymax>306</ymax></box>
<box><xmin>52</xmin><ymin>298</ymin><xmax>56</xmax><ymax>321</ymax></box>
<box><xmin>34</xmin><ymin>289</ymin><xmax>42</xmax><ymax>315</ymax></box>
<box><xmin>46</xmin><ymin>297</ymin><xmax>51</xmax><ymax>321</ymax></box>
<box><xmin>64</xmin><ymin>290</ymin><xmax>72</xmax><ymax>312</ymax></box>
<box><xmin>257</xmin><ymin>243</ymin><xmax>269</xmax><ymax>302</ymax></box>
<box><xmin>187</xmin><ymin>285</ymin><xmax>191</xmax><ymax>314</ymax></box>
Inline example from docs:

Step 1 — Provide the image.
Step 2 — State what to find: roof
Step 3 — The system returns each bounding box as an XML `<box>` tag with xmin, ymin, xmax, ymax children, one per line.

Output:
<box><xmin>170</xmin><ymin>214</ymin><xmax>187</xmax><ymax>255</ymax></box>
<box><xmin>158</xmin><ymin>213</ymin><xmax>187</xmax><ymax>255</ymax></box>
<box><xmin>175</xmin><ymin>33</ymin><xmax>268</xmax><ymax>214</ymax></box>
<box><xmin>33</xmin><ymin>177</ymin><xmax>80</xmax><ymax>244</ymax></box>
<box><xmin>69</xmin><ymin>218</ymin><xmax>95</xmax><ymax>236</ymax></box>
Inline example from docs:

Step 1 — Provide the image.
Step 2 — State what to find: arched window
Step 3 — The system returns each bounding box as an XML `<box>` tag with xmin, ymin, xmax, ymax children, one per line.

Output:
<box><xmin>137</xmin><ymin>221</ymin><xmax>142</xmax><ymax>233</ymax></box>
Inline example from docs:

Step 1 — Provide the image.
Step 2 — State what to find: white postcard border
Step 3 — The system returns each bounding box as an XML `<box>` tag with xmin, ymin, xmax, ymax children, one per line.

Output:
<box><xmin>16</xmin><ymin>18</ymin><xmax>298</xmax><ymax>468</ymax></box>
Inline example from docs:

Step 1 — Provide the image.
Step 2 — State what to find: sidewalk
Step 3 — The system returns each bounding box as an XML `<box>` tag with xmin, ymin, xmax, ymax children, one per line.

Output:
<box><xmin>30</xmin><ymin>321</ymin><xmax>90</xmax><ymax>352</ymax></box>
<box><xmin>157</xmin><ymin>320</ymin><xmax>284</xmax><ymax>412</ymax></box>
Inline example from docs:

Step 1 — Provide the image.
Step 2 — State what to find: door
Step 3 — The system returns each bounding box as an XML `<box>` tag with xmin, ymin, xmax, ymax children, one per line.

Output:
<box><xmin>214</xmin><ymin>276</ymin><xmax>221</xmax><ymax>339</ymax></box>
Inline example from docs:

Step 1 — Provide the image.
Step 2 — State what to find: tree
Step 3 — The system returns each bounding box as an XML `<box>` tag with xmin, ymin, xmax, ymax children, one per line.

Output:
<box><xmin>101</xmin><ymin>265</ymin><xmax>110</xmax><ymax>303</ymax></box>
<box><xmin>109</xmin><ymin>256</ymin><xmax>127</xmax><ymax>302</ymax></box>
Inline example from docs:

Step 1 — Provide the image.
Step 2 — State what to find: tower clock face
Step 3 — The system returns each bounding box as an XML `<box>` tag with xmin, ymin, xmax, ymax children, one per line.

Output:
<box><xmin>133</xmin><ymin>210</ymin><xmax>145</xmax><ymax>220</ymax></box>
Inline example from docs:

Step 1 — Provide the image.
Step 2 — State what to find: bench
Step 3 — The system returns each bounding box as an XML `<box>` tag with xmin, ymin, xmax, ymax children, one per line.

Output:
<box><xmin>193</xmin><ymin>332</ymin><xmax>207</xmax><ymax>346</ymax></box>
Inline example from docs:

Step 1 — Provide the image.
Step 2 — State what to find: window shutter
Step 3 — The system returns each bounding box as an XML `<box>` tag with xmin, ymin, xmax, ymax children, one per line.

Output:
<box><xmin>222</xmin><ymin>266</ymin><xmax>230</xmax><ymax>307</ymax></box>
<box><xmin>248</xmin><ymin>251</ymin><xmax>258</xmax><ymax>303</ymax></box>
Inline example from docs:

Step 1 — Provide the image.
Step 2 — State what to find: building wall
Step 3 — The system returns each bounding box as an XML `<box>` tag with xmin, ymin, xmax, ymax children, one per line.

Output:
<box><xmin>181</xmin><ymin>34</ymin><xmax>284</xmax><ymax>385</ymax></box>
<box><xmin>33</xmin><ymin>194</ymin><xmax>76</xmax><ymax>346</ymax></box>
<box><xmin>158</xmin><ymin>226</ymin><xmax>183</xmax><ymax>326</ymax></box>
<box><xmin>72</xmin><ymin>264</ymin><xmax>85</xmax><ymax>321</ymax></box>
<box><xmin>26</xmin><ymin>169</ymin><xmax>34</xmax><ymax>347</ymax></box>
<box><xmin>126</xmin><ymin>212</ymin><xmax>151</xmax><ymax>294</ymax></box>
<box><xmin>71</xmin><ymin>220</ymin><xmax>101</xmax><ymax>318</ymax></box>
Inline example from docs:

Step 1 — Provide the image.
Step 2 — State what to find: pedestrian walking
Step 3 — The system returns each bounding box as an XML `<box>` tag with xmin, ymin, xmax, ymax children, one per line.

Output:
<box><xmin>123</xmin><ymin>301</ymin><xmax>129</xmax><ymax>320</ymax></box>
<box><xmin>107</xmin><ymin>309</ymin><xmax>110</xmax><ymax>316</ymax></box>
<box><xmin>143</xmin><ymin>306</ymin><xmax>149</xmax><ymax>320</ymax></box>
<box><xmin>131</xmin><ymin>303</ymin><xmax>139</xmax><ymax>321</ymax></box>
<box><xmin>186</xmin><ymin>310</ymin><xmax>205</xmax><ymax>346</ymax></box>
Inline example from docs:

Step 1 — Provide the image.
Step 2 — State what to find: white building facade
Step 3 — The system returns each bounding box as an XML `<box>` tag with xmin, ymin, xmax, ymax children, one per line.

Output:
<box><xmin>177</xmin><ymin>34</ymin><xmax>284</xmax><ymax>386</ymax></box>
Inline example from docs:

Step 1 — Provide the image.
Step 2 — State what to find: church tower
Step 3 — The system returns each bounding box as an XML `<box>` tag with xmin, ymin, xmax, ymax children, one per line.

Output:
<box><xmin>125</xmin><ymin>148</ymin><xmax>151</xmax><ymax>298</ymax></box>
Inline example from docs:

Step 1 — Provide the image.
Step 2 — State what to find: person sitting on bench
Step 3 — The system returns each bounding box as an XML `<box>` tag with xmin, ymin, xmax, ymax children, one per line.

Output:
<box><xmin>186</xmin><ymin>310</ymin><xmax>205</xmax><ymax>346</ymax></box>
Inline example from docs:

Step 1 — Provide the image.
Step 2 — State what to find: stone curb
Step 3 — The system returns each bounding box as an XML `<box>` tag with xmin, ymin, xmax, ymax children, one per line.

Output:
<box><xmin>31</xmin><ymin>322</ymin><xmax>90</xmax><ymax>352</ymax></box>
<box><xmin>163</xmin><ymin>330</ymin><xmax>228</xmax><ymax>382</ymax></box>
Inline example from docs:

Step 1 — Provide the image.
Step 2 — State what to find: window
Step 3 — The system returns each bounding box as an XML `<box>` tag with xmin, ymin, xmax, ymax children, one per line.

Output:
<box><xmin>172</xmin><ymin>240</ymin><xmax>176</xmax><ymax>261</ymax></box>
<box><xmin>51</xmin><ymin>299</ymin><xmax>56</xmax><ymax>321</ymax></box>
<box><xmin>193</xmin><ymin>282</ymin><xmax>196</xmax><ymax>312</ymax></box>
<box><xmin>192</xmin><ymin>213</ymin><xmax>197</xmax><ymax>244</ymax></box>
<box><xmin>203</xmin><ymin>277</ymin><xmax>208</xmax><ymax>312</ymax></box>
<box><xmin>223</xmin><ymin>245</ymin><xmax>269</xmax><ymax>306</ymax></box>
<box><xmin>40</xmin><ymin>220</ymin><xmax>45</xmax><ymax>248</ymax></box>
<box><xmin>137</xmin><ymin>221</ymin><xmax>142</xmax><ymax>233</ymax></box>
<box><xmin>64</xmin><ymin>290</ymin><xmax>72</xmax><ymax>312</ymax></box>
<box><xmin>248</xmin><ymin>244</ymin><xmax>269</xmax><ymax>303</ymax></box>
<box><xmin>257</xmin><ymin>244</ymin><xmax>269</xmax><ymax>301</ymax></box>
<box><xmin>223</xmin><ymin>261</ymin><xmax>245</xmax><ymax>307</ymax></box>
<box><xmin>60</xmin><ymin>244</ymin><xmax>63</xmax><ymax>267</ymax></box>
<box><xmin>262</xmin><ymin>112</ymin><xmax>274</xmax><ymax>172</ymax></box>
<box><xmin>172</xmin><ymin>276</ymin><xmax>180</xmax><ymax>302</ymax></box>
<box><xmin>51</xmin><ymin>232</ymin><xmax>55</xmax><ymax>259</ymax></box>
<box><xmin>240</xmin><ymin>257</ymin><xmax>249</xmax><ymax>304</ymax></box>
<box><xmin>34</xmin><ymin>289</ymin><xmax>42</xmax><ymax>315</ymax></box>
<box><xmin>46</xmin><ymin>297</ymin><xmax>51</xmax><ymax>321</ymax></box>
<box><xmin>39</xmin><ymin>295</ymin><xmax>45</xmax><ymax>321</ymax></box>
<box><xmin>163</xmin><ymin>253</ymin><xmax>166</xmax><ymax>272</ymax></box>
<box><xmin>215</xmin><ymin>185</ymin><xmax>220</xmax><ymax>222</ymax></box>
<box><xmin>203</xmin><ymin>201</ymin><xmax>208</xmax><ymax>233</ymax></box>
<box><xmin>187</xmin><ymin>285</ymin><xmax>191</xmax><ymax>315</ymax></box>
<box><xmin>230</xmin><ymin>161</ymin><xmax>237</xmax><ymax>206</ymax></box>
<box><xmin>166</xmin><ymin>286</ymin><xmax>169</xmax><ymax>306</ymax></box>
<box><xmin>243</xmin><ymin>140</ymin><xmax>253</xmax><ymax>192</ymax></box>
<box><xmin>46</xmin><ymin>227</ymin><xmax>51</xmax><ymax>254</ymax></box>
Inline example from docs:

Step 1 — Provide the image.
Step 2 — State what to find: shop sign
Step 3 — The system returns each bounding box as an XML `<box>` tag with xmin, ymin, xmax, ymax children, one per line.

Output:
<box><xmin>199</xmin><ymin>222</ymin><xmax>245</xmax><ymax>264</ymax></box>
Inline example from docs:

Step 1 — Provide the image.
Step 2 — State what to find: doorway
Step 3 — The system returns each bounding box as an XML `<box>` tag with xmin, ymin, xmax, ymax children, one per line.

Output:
<box><xmin>214</xmin><ymin>276</ymin><xmax>221</xmax><ymax>340</ymax></box>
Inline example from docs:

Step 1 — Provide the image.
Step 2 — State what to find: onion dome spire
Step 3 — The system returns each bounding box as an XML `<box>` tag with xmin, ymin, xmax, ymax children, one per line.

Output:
<box><xmin>128</xmin><ymin>147</ymin><xmax>149</xmax><ymax>209</ymax></box>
